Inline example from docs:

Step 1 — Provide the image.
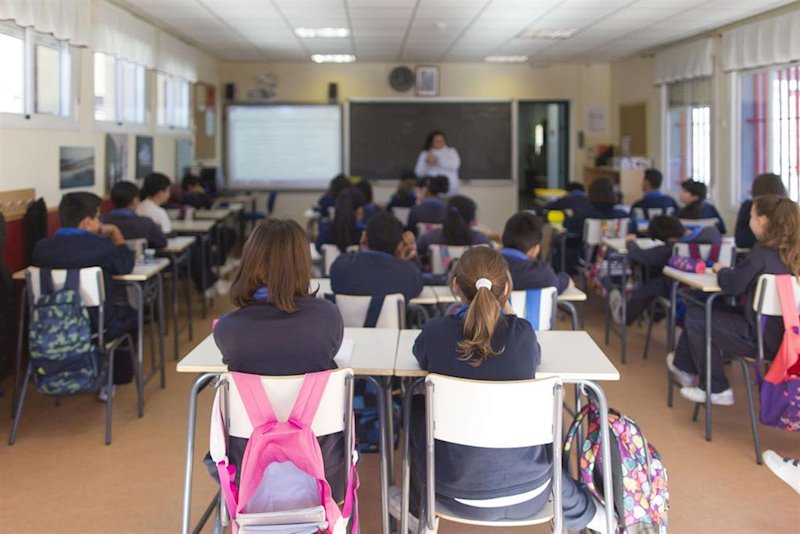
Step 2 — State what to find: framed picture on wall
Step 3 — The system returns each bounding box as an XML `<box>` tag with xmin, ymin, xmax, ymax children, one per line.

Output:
<box><xmin>415</xmin><ymin>65</ymin><xmax>439</xmax><ymax>96</ymax></box>
<box><xmin>135</xmin><ymin>135</ymin><xmax>154</xmax><ymax>179</ymax></box>
<box><xmin>59</xmin><ymin>146</ymin><xmax>95</xmax><ymax>189</ymax></box>
<box><xmin>105</xmin><ymin>134</ymin><xmax>128</xmax><ymax>193</ymax></box>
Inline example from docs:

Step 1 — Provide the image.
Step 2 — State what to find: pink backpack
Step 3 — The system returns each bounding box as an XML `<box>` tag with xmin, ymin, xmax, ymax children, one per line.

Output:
<box><xmin>211</xmin><ymin>371</ymin><xmax>358</xmax><ymax>533</ymax></box>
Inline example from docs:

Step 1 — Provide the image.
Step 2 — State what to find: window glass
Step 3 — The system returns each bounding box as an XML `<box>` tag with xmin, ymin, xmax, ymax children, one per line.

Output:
<box><xmin>0</xmin><ymin>24</ymin><xmax>24</xmax><ymax>114</ymax></box>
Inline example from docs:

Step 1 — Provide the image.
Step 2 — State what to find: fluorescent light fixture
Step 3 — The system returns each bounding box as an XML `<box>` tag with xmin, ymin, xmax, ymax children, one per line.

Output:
<box><xmin>311</xmin><ymin>54</ymin><xmax>356</xmax><ymax>63</ymax></box>
<box><xmin>517</xmin><ymin>28</ymin><xmax>579</xmax><ymax>40</ymax></box>
<box><xmin>295</xmin><ymin>27</ymin><xmax>350</xmax><ymax>38</ymax></box>
<box><xmin>484</xmin><ymin>55</ymin><xmax>529</xmax><ymax>63</ymax></box>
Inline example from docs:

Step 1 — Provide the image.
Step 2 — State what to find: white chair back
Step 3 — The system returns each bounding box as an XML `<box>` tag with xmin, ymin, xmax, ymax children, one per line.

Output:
<box><xmin>510</xmin><ymin>287</ymin><xmax>558</xmax><ymax>331</ymax></box>
<box><xmin>416</xmin><ymin>222</ymin><xmax>442</xmax><ymax>236</ymax></box>
<box><xmin>679</xmin><ymin>218</ymin><xmax>719</xmax><ymax>229</ymax></box>
<box><xmin>673</xmin><ymin>242</ymin><xmax>735</xmax><ymax>267</ymax></box>
<box><xmin>124</xmin><ymin>238</ymin><xmax>147</xmax><ymax>261</ymax></box>
<box><xmin>219</xmin><ymin>368</ymin><xmax>353</xmax><ymax>440</ymax></box>
<box><xmin>429</xmin><ymin>244</ymin><xmax>471</xmax><ymax>275</ymax></box>
<box><xmin>753</xmin><ymin>274</ymin><xmax>800</xmax><ymax>316</ymax></box>
<box><xmin>321</xmin><ymin>244</ymin><xmax>358</xmax><ymax>276</ymax></box>
<box><xmin>583</xmin><ymin>218</ymin><xmax>629</xmax><ymax>246</ymax></box>
<box><xmin>632</xmin><ymin>206</ymin><xmax>674</xmax><ymax>221</ymax></box>
<box><xmin>25</xmin><ymin>266</ymin><xmax>105</xmax><ymax>307</ymax></box>
<box><xmin>391</xmin><ymin>207</ymin><xmax>410</xmax><ymax>227</ymax></box>
<box><xmin>331</xmin><ymin>293</ymin><xmax>405</xmax><ymax>328</ymax></box>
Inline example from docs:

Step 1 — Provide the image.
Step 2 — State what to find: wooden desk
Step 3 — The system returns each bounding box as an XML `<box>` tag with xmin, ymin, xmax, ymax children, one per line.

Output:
<box><xmin>194</xmin><ymin>209</ymin><xmax>232</xmax><ymax>221</ymax></box>
<box><xmin>603</xmin><ymin>237</ymin><xmax>662</xmax><ymax>254</ymax></box>
<box><xmin>662</xmin><ymin>266</ymin><xmax>721</xmax><ymax>292</ymax></box>
<box><xmin>171</xmin><ymin>220</ymin><xmax>215</xmax><ymax>233</ymax></box>
<box><xmin>309</xmin><ymin>278</ymin><xmax>440</xmax><ymax>307</ymax></box>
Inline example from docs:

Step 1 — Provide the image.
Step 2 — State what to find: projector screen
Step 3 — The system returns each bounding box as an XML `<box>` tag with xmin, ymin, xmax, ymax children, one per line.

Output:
<box><xmin>226</xmin><ymin>104</ymin><xmax>342</xmax><ymax>189</ymax></box>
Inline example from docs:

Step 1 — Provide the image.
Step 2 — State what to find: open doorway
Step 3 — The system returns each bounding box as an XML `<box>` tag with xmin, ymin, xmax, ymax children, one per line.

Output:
<box><xmin>518</xmin><ymin>101</ymin><xmax>569</xmax><ymax>210</ymax></box>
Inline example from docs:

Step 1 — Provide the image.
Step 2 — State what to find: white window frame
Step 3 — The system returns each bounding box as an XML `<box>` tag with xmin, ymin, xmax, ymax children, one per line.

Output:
<box><xmin>92</xmin><ymin>52</ymin><xmax>150</xmax><ymax>134</ymax></box>
<box><xmin>0</xmin><ymin>24</ymin><xmax>78</xmax><ymax>130</ymax></box>
<box><xmin>156</xmin><ymin>72</ymin><xmax>192</xmax><ymax>134</ymax></box>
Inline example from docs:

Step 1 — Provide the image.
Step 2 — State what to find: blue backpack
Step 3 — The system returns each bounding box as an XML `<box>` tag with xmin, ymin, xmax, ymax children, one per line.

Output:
<box><xmin>29</xmin><ymin>269</ymin><xmax>100</xmax><ymax>395</ymax></box>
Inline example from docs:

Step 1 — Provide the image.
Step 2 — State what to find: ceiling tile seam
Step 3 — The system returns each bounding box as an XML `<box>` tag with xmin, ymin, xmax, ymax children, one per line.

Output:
<box><xmin>270</xmin><ymin>0</ymin><xmax>312</xmax><ymax>60</ymax></box>
<box><xmin>434</xmin><ymin>0</ymin><xmax>496</xmax><ymax>63</ymax></box>
<box><xmin>343</xmin><ymin>0</ymin><xmax>358</xmax><ymax>57</ymax></box>
<box><xmin>195</xmin><ymin>0</ymin><xmax>273</xmax><ymax>60</ymax></box>
<box><xmin>482</xmin><ymin>0</ymin><xmax>569</xmax><ymax>60</ymax></box>
<box><xmin>397</xmin><ymin>0</ymin><xmax>422</xmax><ymax>63</ymax></box>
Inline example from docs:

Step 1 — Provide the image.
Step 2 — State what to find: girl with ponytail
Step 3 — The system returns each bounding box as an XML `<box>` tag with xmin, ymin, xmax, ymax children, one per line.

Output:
<box><xmin>409</xmin><ymin>246</ymin><xmax>604</xmax><ymax>531</ymax></box>
<box><xmin>314</xmin><ymin>187</ymin><xmax>365</xmax><ymax>253</ymax></box>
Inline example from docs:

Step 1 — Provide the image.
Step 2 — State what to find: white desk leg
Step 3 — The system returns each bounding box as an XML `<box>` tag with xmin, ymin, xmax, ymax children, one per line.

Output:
<box><xmin>704</xmin><ymin>293</ymin><xmax>721</xmax><ymax>441</ymax></box>
<box><xmin>401</xmin><ymin>378</ymin><xmax>424</xmax><ymax>534</ymax></box>
<box><xmin>365</xmin><ymin>376</ymin><xmax>390</xmax><ymax>534</ymax></box>
<box><xmin>157</xmin><ymin>273</ymin><xmax>166</xmax><ymax>388</ymax></box>
<box><xmin>129</xmin><ymin>282</ymin><xmax>145</xmax><ymax>418</ymax></box>
<box><xmin>579</xmin><ymin>381</ymin><xmax>615</xmax><ymax>534</ymax></box>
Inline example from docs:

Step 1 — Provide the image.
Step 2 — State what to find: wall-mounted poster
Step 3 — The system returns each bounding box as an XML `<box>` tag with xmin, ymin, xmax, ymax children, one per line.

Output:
<box><xmin>59</xmin><ymin>146</ymin><xmax>95</xmax><ymax>189</ymax></box>
<box><xmin>176</xmin><ymin>138</ymin><xmax>193</xmax><ymax>179</ymax></box>
<box><xmin>105</xmin><ymin>133</ymin><xmax>128</xmax><ymax>192</ymax></box>
<box><xmin>135</xmin><ymin>135</ymin><xmax>154</xmax><ymax>178</ymax></box>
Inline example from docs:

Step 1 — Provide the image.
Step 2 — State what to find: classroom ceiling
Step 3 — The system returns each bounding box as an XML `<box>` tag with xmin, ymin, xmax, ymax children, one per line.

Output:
<box><xmin>116</xmin><ymin>0</ymin><xmax>795</xmax><ymax>63</ymax></box>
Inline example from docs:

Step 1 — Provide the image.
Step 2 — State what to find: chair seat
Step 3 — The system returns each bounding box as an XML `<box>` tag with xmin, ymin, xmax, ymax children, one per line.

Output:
<box><xmin>435</xmin><ymin>496</ymin><xmax>553</xmax><ymax>527</ymax></box>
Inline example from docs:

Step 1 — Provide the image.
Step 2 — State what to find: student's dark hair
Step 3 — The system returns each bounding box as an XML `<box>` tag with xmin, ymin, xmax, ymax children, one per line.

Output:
<box><xmin>141</xmin><ymin>173</ymin><xmax>172</xmax><ymax>199</ymax></box>
<box><xmin>644</xmin><ymin>168</ymin><xmax>663</xmax><ymax>190</ymax></box>
<box><xmin>230</xmin><ymin>218</ymin><xmax>312</xmax><ymax>312</ymax></box>
<box><xmin>365</xmin><ymin>212</ymin><xmax>403</xmax><ymax>255</ymax></box>
<box><xmin>59</xmin><ymin>192</ymin><xmax>102</xmax><ymax>228</ymax></box>
<box><xmin>396</xmin><ymin>170</ymin><xmax>417</xmax><ymax>198</ymax></box>
<box><xmin>451</xmin><ymin>247</ymin><xmax>510</xmax><ymax>365</ymax></box>
<box><xmin>110</xmin><ymin>181</ymin><xmax>140</xmax><ymax>209</ymax></box>
<box><xmin>566</xmin><ymin>182</ymin><xmax>585</xmax><ymax>193</ymax></box>
<box><xmin>326</xmin><ymin>174</ymin><xmax>351</xmax><ymax>197</ymax></box>
<box><xmin>423</xmin><ymin>130</ymin><xmax>447</xmax><ymax>150</ymax></box>
<box><xmin>753</xmin><ymin>195</ymin><xmax>800</xmax><ymax>275</ymax></box>
<box><xmin>679</xmin><ymin>179</ymin><xmax>708</xmax><ymax>219</ymax></box>
<box><xmin>443</xmin><ymin>195</ymin><xmax>477</xmax><ymax>246</ymax></box>
<box><xmin>354</xmin><ymin>179</ymin><xmax>373</xmax><ymax>204</ymax></box>
<box><xmin>588</xmin><ymin>177</ymin><xmax>616</xmax><ymax>205</ymax></box>
<box><xmin>332</xmin><ymin>187</ymin><xmax>365</xmax><ymax>252</ymax></box>
<box><xmin>502</xmin><ymin>212</ymin><xmax>543</xmax><ymax>252</ymax></box>
<box><xmin>182</xmin><ymin>173</ymin><xmax>202</xmax><ymax>191</ymax></box>
<box><xmin>647</xmin><ymin>215</ymin><xmax>685</xmax><ymax>242</ymax></box>
<box><xmin>429</xmin><ymin>175</ymin><xmax>450</xmax><ymax>196</ymax></box>
<box><xmin>751</xmin><ymin>173</ymin><xmax>787</xmax><ymax>197</ymax></box>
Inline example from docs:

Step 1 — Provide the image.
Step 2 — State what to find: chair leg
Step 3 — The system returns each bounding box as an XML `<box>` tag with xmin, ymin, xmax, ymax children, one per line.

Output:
<box><xmin>8</xmin><ymin>363</ymin><xmax>33</xmax><ymax>445</ymax></box>
<box><xmin>105</xmin><ymin>348</ymin><xmax>116</xmax><ymax>445</ymax></box>
<box><xmin>643</xmin><ymin>305</ymin><xmax>655</xmax><ymax>360</ymax></box>
<box><xmin>738</xmin><ymin>359</ymin><xmax>763</xmax><ymax>465</ymax></box>
<box><xmin>692</xmin><ymin>403</ymin><xmax>701</xmax><ymax>422</ymax></box>
<box><xmin>667</xmin><ymin>370</ymin><xmax>674</xmax><ymax>408</ymax></box>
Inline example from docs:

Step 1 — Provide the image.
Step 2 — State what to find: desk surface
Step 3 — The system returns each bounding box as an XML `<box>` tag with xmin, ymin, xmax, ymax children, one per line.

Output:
<box><xmin>194</xmin><ymin>209</ymin><xmax>232</xmax><ymax>221</ymax></box>
<box><xmin>161</xmin><ymin>236</ymin><xmax>195</xmax><ymax>254</ymax></box>
<box><xmin>214</xmin><ymin>202</ymin><xmax>244</xmax><ymax>212</ymax></box>
<box><xmin>662</xmin><ymin>266</ymin><xmax>721</xmax><ymax>292</ymax></box>
<box><xmin>13</xmin><ymin>258</ymin><xmax>170</xmax><ymax>283</ymax></box>
<box><xmin>176</xmin><ymin>328</ymin><xmax>400</xmax><ymax>376</ymax></box>
<box><xmin>603</xmin><ymin>237</ymin><xmax>661</xmax><ymax>254</ymax></box>
<box><xmin>431</xmin><ymin>285</ymin><xmax>584</xmax><ymax>304</ymax></box>
<box><xmin>394</xmin><ymin>329</ymin><xmax>620</xmax><ymax>381</ymax></box>
<box><xmin>171</xmin><ymin>220</ymin><xmax>215</xmax><ymax>233</ymax></box>
<box><xmin>309</xmin><ymin>278</ymin><xmax>440</xmax><ymax>306</ymax></box>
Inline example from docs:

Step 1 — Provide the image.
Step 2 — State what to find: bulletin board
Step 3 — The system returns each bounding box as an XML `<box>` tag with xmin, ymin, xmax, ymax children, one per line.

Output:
<box><xmin>194</xmin><ymin>82</ymin><xmax>216</xmax><ymax>160</ymax></box>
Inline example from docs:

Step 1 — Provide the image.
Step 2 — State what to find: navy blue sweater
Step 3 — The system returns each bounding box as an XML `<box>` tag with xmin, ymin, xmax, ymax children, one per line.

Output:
<box><xmin>629</xmin><ymin>191</ymin><xmax>679</xmax><ymax>228</ymax></box>
<box><xmin>735</xmin><ymin>200</ymin><xmax>756</xmax><ymax>249</ymax></box>
<box><xmin>102</xmin><ymin>209</ymin><xmax>167</xmax><ymax>249</ymax></box>
<box><xmin>545</xmin><ymin>191</ymin><xmax>592</xmax><ymax>218</ymax></box>
<box><xmin>412</xmin><ymin>313</ymin><xmax>548</xmax><ymax>500</ymax></box>
<box><xmin>501</xmin><ymin>248</ymin><xmax>570</xmax><ymax>294</ymax></box>
<box><xmin>329</xmin><ymin>250</ymin><xmax>423</xmax><ymax>303</ymax></box>
<box><xmin>407</xmin><ymin>199</ymin><xmax>445</xmax><ymax>234</ymax></box>
<box><xmin>678</xmin><ymin>201</ymin><xmax>727</xmax><ymax>234</ymax></box>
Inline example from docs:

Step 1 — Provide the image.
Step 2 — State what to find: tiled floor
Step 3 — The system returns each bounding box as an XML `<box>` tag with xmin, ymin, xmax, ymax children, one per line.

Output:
<box><xmin>0</xmin><ymin>292</ymin><xmax>797</xmax><ymax>533</ymax></box>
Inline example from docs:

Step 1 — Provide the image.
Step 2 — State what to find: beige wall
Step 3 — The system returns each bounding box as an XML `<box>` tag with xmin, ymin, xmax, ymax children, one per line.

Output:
<box><xmin>221</xmin><ymin>61</ymin><xmax>613</xmax><ymax>231</ymax></box>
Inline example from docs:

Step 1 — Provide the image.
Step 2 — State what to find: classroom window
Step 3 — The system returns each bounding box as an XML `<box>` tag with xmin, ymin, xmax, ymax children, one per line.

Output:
<box><xmin>738</xmin><ymin>66</ymin><xmax>800</xmax><ymax>201</ymax></box>
<box><xmin>0</xmin><ymin>22</ymin><xmax>25</xmax><ymax>114</ymax></box>
<box><xmin>93</xmin><ymin>52</ymin><xmax>147</xmax><ymax>125</ymax></box>
<box><xmin>34</xmin><ymin>33</ymin><xmax>71</xmax><ymax>116</ymax></box>
<box><xmin>665</xmin><ymin>78</ymin><xmax>712</xmax><ymax>190</ymax></box>
<box><xmin>156</xmin><ymin>72</ymin><xmax>191</xmax><ymax>129</ymax></box>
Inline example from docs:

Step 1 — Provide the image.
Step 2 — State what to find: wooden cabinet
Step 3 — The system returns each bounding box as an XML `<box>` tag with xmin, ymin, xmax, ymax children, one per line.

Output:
<box><xmin>583</xmin><ymin>166</ymin><xmax>644</xmax><ymax>205</ymax></box>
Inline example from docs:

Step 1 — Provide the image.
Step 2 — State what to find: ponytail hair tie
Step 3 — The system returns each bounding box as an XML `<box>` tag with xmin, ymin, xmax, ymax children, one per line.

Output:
<box><xmin>475</xmin><ymin>278</ymin><xmax>493</xmax><ymax>291</ymax></box>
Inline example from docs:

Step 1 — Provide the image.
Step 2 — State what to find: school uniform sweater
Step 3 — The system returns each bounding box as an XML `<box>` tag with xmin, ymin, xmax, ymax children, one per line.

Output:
<box><xmin>329</xmin><ymin>250</ymin><xmax>423</xmax><ymax>303</ymax></box>
<box><xmin>677</xmin><ymin>201</ymin><xmax>727</xmax><ymax>234</ymax></box>
<box><xmin>387</xmin><ymin>191</ymin><xmax>417</xmax><ymax>210</ymax></box>
<box><xmin>213</xmin><ymin>296</ymin><xmax>346</xmax><ymax>499</ymax></box>
<box><xmin>314</xmin><ymin>220</ymin><xmax>365</xmax><ymax>254</ymax></box>
<box><xmin>406</xmin><ymin>199</ymin><xmax>445</xmax><ymax>233</ymax></box>
<box><xmin>626</xmin><ymin>226</ymin><xmax>722</xmax><ymax>272</ymax></box>
<box><xmin>564</xmin><ymin>203</ymin><xmax>629</xmax><ymax>236</ymax></box>
<box><xmin>544</xmin><ymin>190</ymin><xmax>592</xmax><ymax>218</ymax></box>
<box><xmin>629</xmin><ymin>191</ymin><xmax>680</xmax><ymax>228</ymax></box>
<box><xmin>416</xmin><ymin>228</ymin><xmax>492</xmax><ymax>256</ymax></box>
<box><xmin>735</xmin><ymin>200</ymin><xmax>756</xmax><ymax>249</ymax></box>
<box><xmin>501</xmin><ymin>248</ymin><xmax>570</xmax><ymax>294</ymax></box>
<box><xmin>101</xmin><ymin>209</ymin><xmax>168</xmax><ymax>249</ymax></box>
<box><xmin>412</xmin><ymin>313</ymin><xmax>548</xmax><ymax>500</ymax></box>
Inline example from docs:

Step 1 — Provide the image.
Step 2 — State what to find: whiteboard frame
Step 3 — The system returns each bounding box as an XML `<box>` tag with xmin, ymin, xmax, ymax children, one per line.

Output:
<box><xmin>344</xmin><ymin>97</ymin><xmax>517</xmax><ymax>187</ymax></box>
<box><xmin>224</xmin><ymin>102</ymin><xmax>344</xmax><ymax>191</ymax></box>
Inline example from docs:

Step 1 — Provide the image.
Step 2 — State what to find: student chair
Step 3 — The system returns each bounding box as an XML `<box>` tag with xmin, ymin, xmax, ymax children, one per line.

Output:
<box><xmin>419</xmin><ymin>375</ymin><xmax>564</xmax><ymax>532</ymax></box>
<box><xmin>329</xmin><ymin>293</ymin><xmax>406</xmax><ymax>329</ymax></box>
<box><xmin>416</xmin><ymin>223</ymin><xmax>442</xmax><ymax>236</ymax></box>
<box><xmin>679</xmin><ymin>218</ymin><xmax>720</xmax><ymax>229</ymax></box>
<box><xmin>428</xmin><ymin>244</ymin><xmax>471</xmax><ymax>276</ymax></box>
<box><xmin>9</xmin><ymin>267</ymin><xmax>136</xmax><ymax>445</ymax></box>
<box><xmin>206</xmin><ymin>368</ymin><xmax>356</xmax><ymax>533</ymax></box>
<box><xmin>321</xmin><ymin>244</ymin><xmax>358</xmax><ymax>277</ymax></box>
<box><xmin>632</xmin><ymin>206</ymin><xmax>674</xmax><ymax>222</ymax></box>
<box><xmin>392</xmin><ymin>207</ymin><xmax>411</xmax><ymax>227</ymax></box>
<box><xmin>580</xmin><ymin>218</ymin><xmax>630</xmax><ymax>266</ymax></box>
<box><xmin>509</xmin><ymin>288</ymin><xmax>558</xmax><ymax>331</ymax></box>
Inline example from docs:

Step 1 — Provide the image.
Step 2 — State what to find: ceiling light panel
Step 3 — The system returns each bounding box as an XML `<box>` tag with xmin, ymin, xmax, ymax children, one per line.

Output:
<box><xmin>311</xmin><ymin>54</ymin><xmax>356</xmax><ymax>63</ymax></box>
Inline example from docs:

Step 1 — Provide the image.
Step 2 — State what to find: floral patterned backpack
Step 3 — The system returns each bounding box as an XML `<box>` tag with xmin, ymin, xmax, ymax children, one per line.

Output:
<box><xmin>564</xmin><ymin>403</ymin><xmax>669</xmax><ymax>533</ymax></box>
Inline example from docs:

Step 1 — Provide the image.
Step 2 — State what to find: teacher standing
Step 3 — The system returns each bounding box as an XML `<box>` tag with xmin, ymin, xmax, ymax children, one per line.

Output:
<box><xmin>414</xmin><ymin>130</ymin><xmax>461</xmax><ymax>195</ymax></box>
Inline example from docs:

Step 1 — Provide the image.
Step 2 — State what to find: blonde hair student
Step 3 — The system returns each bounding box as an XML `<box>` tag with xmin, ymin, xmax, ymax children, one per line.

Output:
<box><xmin>670</xmin><ymin>194</ymin><xmax>800</xmax><ymax>406</ymax></box>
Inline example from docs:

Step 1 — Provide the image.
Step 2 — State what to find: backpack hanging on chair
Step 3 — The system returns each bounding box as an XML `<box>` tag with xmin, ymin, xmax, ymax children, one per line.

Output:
<box><xmin>586</xmin><ymin>220</ymin><xmax>633</xmax><ymax>298</ymax></box>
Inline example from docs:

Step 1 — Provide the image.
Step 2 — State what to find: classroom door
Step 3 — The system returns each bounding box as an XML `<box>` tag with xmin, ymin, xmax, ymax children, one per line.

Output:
<box><xmin>517</xmin><ymin>101</ymin><xmax>569</xmax><ymax>205</ymax></box>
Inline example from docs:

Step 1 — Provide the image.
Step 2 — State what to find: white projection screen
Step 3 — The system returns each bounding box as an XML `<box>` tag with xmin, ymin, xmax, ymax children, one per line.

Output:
<box><xmin>226</xmin><ymin>104</ymin><xmax>342</xmax><ymax>189</ymax></box>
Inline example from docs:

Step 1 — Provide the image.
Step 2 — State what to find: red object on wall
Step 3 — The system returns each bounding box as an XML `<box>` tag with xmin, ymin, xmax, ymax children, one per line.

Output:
<box><xmin>2</xmin><ymin>211</ymin><xmax>60</xmax><ymax>273</ymax></box>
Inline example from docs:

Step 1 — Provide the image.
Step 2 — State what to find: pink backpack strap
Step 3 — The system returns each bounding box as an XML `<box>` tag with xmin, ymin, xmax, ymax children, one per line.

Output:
<box><xmin>288</xmin><ymin>370</ymin><xmax>331</xmax><ymax>427</ymax></box>
<box><xmin>231</xmin><ymin>372</ymin><xmax>278</xmax><ymax>428</ymax></box>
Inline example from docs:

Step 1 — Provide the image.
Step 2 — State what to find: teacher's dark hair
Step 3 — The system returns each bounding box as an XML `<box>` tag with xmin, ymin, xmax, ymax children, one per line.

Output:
<box><xmin>423</xmin><ymin>130</ymin><xmax>447</xmax><ymax>150</ymax></box>
<box><xmin>332</xmin><ymin>187</ymin><xmax>365</xmax><ymax>252</ymax></box>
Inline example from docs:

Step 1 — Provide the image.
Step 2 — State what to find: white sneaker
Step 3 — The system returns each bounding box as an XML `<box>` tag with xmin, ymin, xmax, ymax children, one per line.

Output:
<box><xmin>764</xmin><ymin>450</ymin><xmax>800</xmax><ymax>495</ymax></box>
<box><xmin>97</xmin><ymin>385</ymin><xmax>117</xmax><ymax>402</ymax></box>
<box><xmin>214</xmin><ymin>279</ymin><xmax>231</xmax><ymax>296</ymax></box>
<box><xmin>608</xmin><ymin>288</ymin><xmax>623</xmax><ymax>325</ymax></box>
<box><xmin>680</xmin><ymin>386</ymin><xmax>734</xmax><ymax>406</ymax></box>
<box><xmin>388</xmin><ymin>486</ymin><xmax>419</xmax><ymax>533</ymax></box>
<box><xmin>667</xmin><ymin>352</ymin><xmax>698</xmax><ymax>387</ymax></box>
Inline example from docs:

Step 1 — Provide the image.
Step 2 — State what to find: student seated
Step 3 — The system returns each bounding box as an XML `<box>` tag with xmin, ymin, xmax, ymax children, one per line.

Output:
<box><xmin>416</xmin><ymin>194</ymin><xmax>491</xmax><ymax>256</ymax></box>
<box><xmin>315</xmin><ymin>174</ymin><xmax>351</xmax><ymax>218</ymax></box>
<box><xmin>329</xmin><ymin>212</ymin><xmax>423</xmax><ymax>303</ymax></box>
<box><xmin>669</xmin><ymin>196</ymin><xmax>800</xmax><ymax>406</ymax></box>
<box><xmin>354</xmin><ymin>178</ymin><xmax>381</xmax><ymax>224</ymax></box>
<box><xmin>564</xmin><ymin>177</ymin><xmax>628</xmax><ymax>235</ymax></box>
<box><xmin>33</xmin><ymin>192</ymin><xmax>136</xmax><ymax>393</ymax></box>
<box><xmin>501</xmin><ymin>212</ymin><xmax>571</xmax><ymax>294</ymax></box>
<box><xmin>102</xmin><ymin>181</ymin><xmax>167</xmax><ymax>249</ymax></box>
<box><xmin>406</xmin><ymin>175</ymin><xmax>449</xmax><ymax>233</ymax></box>
<box><xmin>629</xmin><ymin>168</ymin><xmax>679</xmax><ymax>228</ymax></box>
<box><xmin>677</xmin><ymin>179</ymin><xmax>726</xmax><ymax>234</ymax></box>
<box><xmin>213</xmin><ymin>218</ymin><xmax>346</xmax><ymax>500</ymax></box>
<box><xmin>386</xmin><ymin>170</ymin><xmax>418</xmax><ymax>210</ymax></box>
<box><xmin>409</xmin><ymin>247</ymin><xmax>604</xmax><ymax>531</ymax></box>
<box><xmin>544</xmin><ymin>182</ymin><xmax>591</xmax><ymax>217</ymax></box>
<box><xmin>315</xmin><ymin>187</ymin><xmax>365</xmax><ymax>254</ymax></box>
<box><xmin>735</xmin><ymin>173</ymin><xmax>787</xmax><ymax>249</ymax></box>
<box><xmin>181</xmin><ymin>173</ymin><xmax>214</xmax><ymax>210</ymax></box>
<box><xmin>613</xmin><ymin>215</ymin><xmax>721</xmax><ymax>325</ymax></box>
